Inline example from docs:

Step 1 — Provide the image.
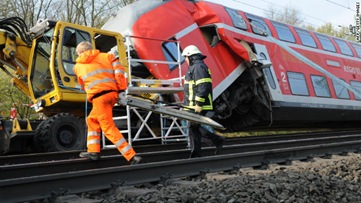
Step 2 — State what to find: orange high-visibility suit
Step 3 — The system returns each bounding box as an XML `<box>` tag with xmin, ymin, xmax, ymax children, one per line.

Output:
<box><xmin>73</xmin><ymin>49</ymin><xmax>136</xmax><ymax>161</ymax></box>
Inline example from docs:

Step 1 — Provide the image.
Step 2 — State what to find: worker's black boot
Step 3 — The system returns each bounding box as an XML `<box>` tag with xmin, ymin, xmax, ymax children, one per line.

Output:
<box><xmin>130</xmin><ymin>156</ymin><xmax>142</xmax><ymax>165</ymax></box>
<box><xmin>79</xmin><ymin>152</ymin><xmax>101</xmax><ymax>161</ymax></box>
<box><xmin>215</xmin><ymin>136</ymin><xmax>225</xmax><ymax>155</ymax></box>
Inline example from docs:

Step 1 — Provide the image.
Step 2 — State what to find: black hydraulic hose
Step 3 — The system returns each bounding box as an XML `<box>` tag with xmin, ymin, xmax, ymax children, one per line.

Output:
<box><xmin>0</xmin><ymin>17</ymin><xmax>32</xmax><ymax>46</ymax></box>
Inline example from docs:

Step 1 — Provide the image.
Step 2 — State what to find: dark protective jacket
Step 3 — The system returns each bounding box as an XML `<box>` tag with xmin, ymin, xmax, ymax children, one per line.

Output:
<box><xmin>184</xmin><ymin>54</ymin><xmax>213</xmax><ymax>111</ymax></box>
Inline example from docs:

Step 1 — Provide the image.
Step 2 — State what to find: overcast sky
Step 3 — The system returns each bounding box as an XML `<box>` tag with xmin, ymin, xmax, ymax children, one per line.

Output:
<box><xmin>205</xmin><ymin>0</ymin><xmax>358</xmax><ymax>28</ymax></box>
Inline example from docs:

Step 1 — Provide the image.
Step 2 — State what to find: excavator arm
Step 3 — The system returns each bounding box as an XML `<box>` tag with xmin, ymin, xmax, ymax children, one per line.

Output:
<box><xmin>0</xmin><ymin>17</ymin><xmax>32</xmax><ymax>97</ymax></box>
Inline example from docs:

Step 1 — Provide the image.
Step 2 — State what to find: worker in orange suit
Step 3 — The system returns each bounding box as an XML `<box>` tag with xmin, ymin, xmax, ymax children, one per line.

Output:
<box><xmin>73</xmin><ymin>41</ymin><xmax>141</xmax><ymax>165</ymax></box>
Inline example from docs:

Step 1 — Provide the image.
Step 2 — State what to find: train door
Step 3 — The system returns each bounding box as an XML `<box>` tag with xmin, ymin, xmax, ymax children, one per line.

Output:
<box><xmin>253</xmin><ymin>44</ymin><xmax>283</xmax><ymax>101</ymax></box>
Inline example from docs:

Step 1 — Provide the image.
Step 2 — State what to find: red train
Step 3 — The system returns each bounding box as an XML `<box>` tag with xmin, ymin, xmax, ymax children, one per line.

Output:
<box><xmin>103</xmin><ymin>0</ymin><xmax>361</xmax><ymax>131</ymax></box>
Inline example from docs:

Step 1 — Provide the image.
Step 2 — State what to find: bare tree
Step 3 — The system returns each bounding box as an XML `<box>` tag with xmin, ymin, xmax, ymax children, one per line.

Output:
<box><xmin>0</xmin><ymin>71</ymin><xmax>36</xmax><ymax>119</ymax></box>
<box><xmin>0</xmin><ymin>0</ymin><xmax>55</xmax><ymax>27</ymax></box>
<box><xmin>265</xmin><ymin>4</ymin><xmax>354</xmax><ymax>41</ymax></box>
<box><xmin>336</xmin><ymin>25</ymin><xmax>355</xmax><ymax>41</ymax></box>
<box><xmin>0</xmin><ymin>0</ymin><xmax>137</xmax><ymax>28</ymax></box>
<box><xmin>122</xmin><ymin>0</ymin><xmax>138</xmax><ymax>7</ymax></box>
<box><xmin>265</xmin><ymin>4</ymin><xmax>304</xmax><ymax>26</ymax></box>
<box><xmin>318</xmin><ymin>24</ymin><xmax>355</xmax><ymax>41</ymax></box>
<box><xmin>302</xmin><ymin>25</ymin><xmax>316</xmax><ymax>31</ymax></box>
<box><xmin>316</xmin><ymin>23</ymin><xmax>336</xmax><ymax>36</ymax></box>
<box><xmin>56</xmin><ymin>0</ymin><xmax>137</xmax><ymax>28</ymax></box>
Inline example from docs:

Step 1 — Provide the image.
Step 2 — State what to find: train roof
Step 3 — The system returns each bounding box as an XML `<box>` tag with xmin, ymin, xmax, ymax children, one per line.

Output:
<box><xmin>205</xmin><ymin>1</ymin><xmax>357</xmax><ymax>45</ymax></box>
<box><xmin>101</xmin><ymin>0</ymin><xmax>167</xmax><ymax>36</ymax></box>
<box><xmin>104</xmin><ymin>0</ymin><xmax>356</xmax><ymax>45</ymax></box>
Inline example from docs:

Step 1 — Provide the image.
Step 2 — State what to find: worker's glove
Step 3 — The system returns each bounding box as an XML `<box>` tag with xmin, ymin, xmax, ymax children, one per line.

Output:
<box><xmin>118</xmin><ymin>91</ymin><xmax>127</xmax><ymax>106</ymax></box>
<box><xmin>194</xmin><ymin>105</ymin><xmax>202</xmax><ymax>113</ymax></box>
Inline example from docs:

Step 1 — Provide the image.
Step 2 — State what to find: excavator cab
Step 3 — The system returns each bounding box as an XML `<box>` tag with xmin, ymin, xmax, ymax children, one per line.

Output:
<box><xmin>28</xmin><ymin>21</ymin><xmax>129</xmax><ymax>152</ymax></box>
<box><xmin>30</xmin><ymin>20</ymin><xmax>127</xmax><ymax>117</ymax></box>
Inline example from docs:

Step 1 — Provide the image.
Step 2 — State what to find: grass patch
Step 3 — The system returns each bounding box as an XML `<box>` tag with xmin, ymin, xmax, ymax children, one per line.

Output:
<box><xmin>217</xmin><ymin>128</ymin><xmax>333</xmax><ymax>138</ymax></box>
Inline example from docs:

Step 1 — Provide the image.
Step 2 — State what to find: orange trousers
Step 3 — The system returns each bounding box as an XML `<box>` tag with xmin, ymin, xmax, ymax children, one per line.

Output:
<box><xmin>86</xmin><ymin>91</ymin><xmax>136</xmax><ymax>161</ymax></box>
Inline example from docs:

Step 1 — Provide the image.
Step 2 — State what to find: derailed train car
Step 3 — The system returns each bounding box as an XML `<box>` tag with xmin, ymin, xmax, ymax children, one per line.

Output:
<box><xmin>1</xmin><ymin>0</ymin><xmax>361</xmax><ymax>154</ymax></box>
<box><xmin>103</xmin><ymin>0</ymin><xmax>361</xmax><ymax>131</ymax></box>
<box><xmin>102</xmin><ymin>0</ymin><xmax>361</xmax><ymax>131</ymax></box>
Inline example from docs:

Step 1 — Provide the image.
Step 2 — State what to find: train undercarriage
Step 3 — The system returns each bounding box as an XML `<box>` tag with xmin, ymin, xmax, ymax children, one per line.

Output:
<box><xmin>214</xmin><ymin>62</ymin><xmax>272</xmax><ymax>132</ymax></box>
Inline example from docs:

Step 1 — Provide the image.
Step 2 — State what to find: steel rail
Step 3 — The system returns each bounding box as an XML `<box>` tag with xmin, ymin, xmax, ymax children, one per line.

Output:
<box><xmin>1</xmin><ymin>129</ymin><xmax>359</xmax><ymax>165</ymax></box>
<box><xmin>0</xmin><ymin>142</ymin><xmax>188</xmax><ymax>165</ymax></box>
<box><xmin>1</xmin><ymin>131</ymin><xmax>361</xmax><ymax>202</ymax></box>
<box><xmin>1</xmin><ymin>133</ymin><xmax>361</xmax><ymax>180</ymax></box>
<box><xmin>1</xmin><ymin>139</ymin><xmax>361</xmax><ymax>203</ymax></box>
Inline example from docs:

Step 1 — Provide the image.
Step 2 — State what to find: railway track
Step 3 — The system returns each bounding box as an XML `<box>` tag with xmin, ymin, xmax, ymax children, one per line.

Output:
<box><xmin>1</xmin><ymin>129</ymin><xmax>361</xmax><ymax>203</ymax></box>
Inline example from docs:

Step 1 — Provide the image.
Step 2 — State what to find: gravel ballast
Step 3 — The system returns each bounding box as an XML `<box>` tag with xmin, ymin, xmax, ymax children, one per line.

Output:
<box><xmin>58</xmin><ymin>153</ymin><xmax>361</xmax><ymax>203</ymax></box>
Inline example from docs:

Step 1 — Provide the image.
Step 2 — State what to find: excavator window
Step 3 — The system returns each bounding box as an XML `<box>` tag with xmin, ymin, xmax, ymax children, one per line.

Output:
<box><xmin>30</xmin><ymin>28</ymin><xmax>54</xmax><ymax>98</ymax></box>
<box><xmin>94</xmin><ymin>34</ymin><xmax>116</xmax><ymax>53</ymax></box>
<box><xmin>61</xmin><ymin>27</ymin><xmax>91</xmax><ymax>75</ymax></box>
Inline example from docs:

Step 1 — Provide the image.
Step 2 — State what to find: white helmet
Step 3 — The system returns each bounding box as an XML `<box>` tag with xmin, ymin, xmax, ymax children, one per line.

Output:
<box><xmin>181</xmin><ymin>45</ymin><xmax>202</xmax><ymax>57</ymax></box>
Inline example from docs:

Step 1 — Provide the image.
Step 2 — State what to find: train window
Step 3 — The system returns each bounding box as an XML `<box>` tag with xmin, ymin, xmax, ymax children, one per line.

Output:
<box><xmin>334</xmin><ymin>39</ymin><xmax>353</xmax><ymax>56</ymax></box>
<box><xmin>162</xmin><ymin>40</ymin><xmax>184</xmax><ymax>71</ymax></box>
<box><xmin>200</xmin><ymin>25</ymin><xmax>220</xmax><ymax>47</ymax></box>
<box><xmin>287</xmin><ymin>72</ymin><xmax>309</xmax><ymax>96</ymax></box>
<box><xmin>271</xmin><ymin>21</ymin><xmax>295</xmax><ymax>43</ymax></box>
<box><xmin>294</xmin><ymin>28</ymin><xmax>317</xmax><ymax>48</ymax></box>
<box><xmin>332</xmin><ymin>79</ymin><xmax>350</xmax><ymax>99</ymax></box>
<box><xmin>350</xmin><ymin>81</ymin><xmax>361</xmax><ymax>100</ymax></box>
<box><xmin>351</xmin><ymin>43</ymin><xmax>361</xmax><ymax>58</ymax></box>
<box><xmin>315</xmin><ymin>33</ymin><xmax>336</xmax><ymax>52</ymax></box>
<box><xmin>225</xmin><ymin>7</ymin><xmax>247</xmax><ymax>30</ymax></box>
<box><xmin>311</xmin><ymin>75</ymin><xmax>331</xmax><ymax>97</ymax></box>
<box><xmin>245</xmin><ymin>13</ymin><xmax>271</xmax><ymax>36</ymax></box>
<box><xmin>263</xmin><ymin>67</ymin><xmax>276</xmax><ymax>89</ymax></box>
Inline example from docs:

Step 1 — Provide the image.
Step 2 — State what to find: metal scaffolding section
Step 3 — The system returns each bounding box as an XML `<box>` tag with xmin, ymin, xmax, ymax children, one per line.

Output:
<box><xmin>102</xmin><ymin>36</ymin><xmax>188</xmax><ymax>149</ymax></box>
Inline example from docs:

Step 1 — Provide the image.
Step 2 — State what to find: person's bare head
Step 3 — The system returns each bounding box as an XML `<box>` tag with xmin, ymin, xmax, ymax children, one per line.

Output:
<box><xmin>76</xmin><ymin>41</ymin><xmax>93</xmax><ymax>56</ymax></box>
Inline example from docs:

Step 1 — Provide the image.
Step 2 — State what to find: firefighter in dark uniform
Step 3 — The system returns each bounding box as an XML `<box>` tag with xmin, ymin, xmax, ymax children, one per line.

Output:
<box><xmin>182</xmin><ymin>45</ymin><xmax>225</xmax><ymax>158</ymax></box>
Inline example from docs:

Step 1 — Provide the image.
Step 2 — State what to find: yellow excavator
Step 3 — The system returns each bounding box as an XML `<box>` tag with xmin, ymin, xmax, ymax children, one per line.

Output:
<box><xmin>0</xmin><ymin>17</ymin><xmax>132</xmax><ymax>153</ymax></box>
<box><xmin>0</xmin><ymin>17</ymin><xmax>223</xmax><ymax>154</ymax></box>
